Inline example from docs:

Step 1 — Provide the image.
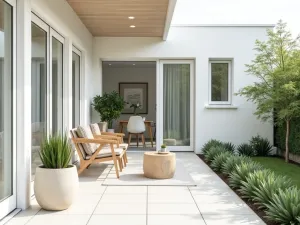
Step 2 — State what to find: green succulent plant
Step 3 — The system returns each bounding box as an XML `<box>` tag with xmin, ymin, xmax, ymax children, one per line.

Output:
<box><xmin>253</xmin><ymin>175</ymin><xmax>294</xmax><ymax>209</ymax></box>
<box><xmin>211</xmin><ymin>151</ymin><xmax>233</xmax><ymax>172</ymax></box>
<box><xmin>265</xmin><ymin>187</ymin><xmax>300</xmax><ymax>225</ymax></box>
<box><xmin>250</xmin><ymin>135</ymin><xmax>272</xmax><ymax>156</ymax></box>
<box><xmin>205</xmin><ymin>146</ymin><xmax>227</xmax><ymax>163</ymax></box>
<box><xmin>221</xmin><ymin>155</ymin><xmax>252</xmax><ymax>175</ymax></box>
<box><xmin>229</xmin><ymin>161</ymin><xmax>264</xmax><ymax>189</ymax></box>
<box><xmin>39</xmin><ymin>133</ymin><xmax>72</xmax><ymax>169</ymax></box>
<box><xmin>237</xmin><ymin>143</ymin><xmax>255</xmax><ymax>156</ymax></box>
<box><xmin>239</xmin><ymin>169</ymin><xmax>273</xmax><ymax>200</ymax></box>
<box><xmin>222</xmin><ymin>142</ymin><xmax>235</xmax><ymax>153</ymax></box>
<box><xmin>201</xmin><ymin>139</ymin><xmax>223</xmax><ymax>155</ymax></box>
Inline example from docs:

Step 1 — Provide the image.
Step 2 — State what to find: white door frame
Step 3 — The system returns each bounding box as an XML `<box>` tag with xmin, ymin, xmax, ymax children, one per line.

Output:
<box><xmin>0</xmin><ymin>0</ymin><xmax>17</xmax><ymax>219</ymax></box>
<box><xmin>157</xmin><ymin>60</ymin><xmax>195</xmax><ymax>152</ymax></box>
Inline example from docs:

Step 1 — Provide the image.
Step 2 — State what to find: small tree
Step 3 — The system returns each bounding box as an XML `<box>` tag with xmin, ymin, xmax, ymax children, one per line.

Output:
<box><xmin>92</xmin><ymin>91</ymin><xmax>125</xmax><ymax>129</ymax></box>
<box><xmin>237</xmin><ymin>20</ymin><xmax>300</xmax><ymax>162</ymax></box>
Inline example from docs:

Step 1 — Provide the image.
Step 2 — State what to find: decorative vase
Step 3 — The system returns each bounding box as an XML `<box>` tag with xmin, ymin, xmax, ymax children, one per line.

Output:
<box><xmin>161</xmin><ymin>147</ymin><xmax>167</xmax><ymax>152</ymax></box>
<box><xmin>34</xmin><ymin>165</ymin><xmax>78</xmax><ymax>210</ymax></box>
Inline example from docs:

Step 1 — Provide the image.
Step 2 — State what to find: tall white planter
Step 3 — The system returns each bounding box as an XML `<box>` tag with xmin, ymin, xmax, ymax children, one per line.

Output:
<box><xmin>34</xmin><ymin>165</ymin><xmax>78</xmax><ymax>210</ymax></box>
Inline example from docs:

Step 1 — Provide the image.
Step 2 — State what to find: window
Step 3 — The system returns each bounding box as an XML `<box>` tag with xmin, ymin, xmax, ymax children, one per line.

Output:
<box><xmin>72</xmin><ymin>48</ymin><xmax>81</xmax><ymax>128</ymax></box>
<box><xmin>209</xmin><ymin>60</ymin><xmax>232</xmax><ymax>104</ymax></box>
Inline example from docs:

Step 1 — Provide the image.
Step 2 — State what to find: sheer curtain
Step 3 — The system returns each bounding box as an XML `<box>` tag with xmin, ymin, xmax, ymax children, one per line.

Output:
<box><xmin>163</xmin><ymin>64</ymin><xmax>190</xmax><ymax>146</ymax></box>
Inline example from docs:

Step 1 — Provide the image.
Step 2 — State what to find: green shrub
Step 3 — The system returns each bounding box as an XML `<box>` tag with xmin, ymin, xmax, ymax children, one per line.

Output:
<box><xmin>222</xmin><ymin>142</ymin><xmax>236</xmax><ymax>153</ymax></box>
<box><xmin>211</xmin><ymin>151</ymin><xmax>233</xmax><ymax>172</ymax></box>
<box><xmin>250</xmin><ymin>135</ymin><xmax>272</xmax><ymax>156</ymax></box>
<box><xmin>229</xmin><ymin>161</ymin><xmax>264</xmax><ymax>189</ymax></box>
<box><xmin>39</xmin><ymin>134</ymin><xmax>72</xmax><ymax>169</ymax></box>
<box><xmin>253</xmin><ymin>175</ymin><xmax>293</xmax><ymax>209</ymax></box>
<box><xmin>221</xmin><ymin>155</ymin><xmax>252</xmax><ymax>175</ymax></box>
<box><xmin>201</xmin><ymin>139</ymin><xmax>223</xmax><ymax>155</ymax></box>
<box><xmin>205</xmin><ymin>146</ymin><xmax>227</xmax><ymax>163</ymax></box>
<box><xmin>265</xmin><ymin>187</ymin><xmax>300</xmax><ymax>225</ymax></box>
<box><xmin>239</xmin><ymin>169</ymin><xmax>273</xmax><ymax>200</ymax></box>
<box><xmin>237</xmin><ymin>143</ymin><xmax>255</xmax><ymax>156</ymax></box>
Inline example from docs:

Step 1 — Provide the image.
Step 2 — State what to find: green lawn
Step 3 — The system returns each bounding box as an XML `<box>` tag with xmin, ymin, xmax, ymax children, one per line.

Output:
<box><xmin>252</xmin><ymin>157</ymin><xmax>300</xmax><ymax>188</ymax></box>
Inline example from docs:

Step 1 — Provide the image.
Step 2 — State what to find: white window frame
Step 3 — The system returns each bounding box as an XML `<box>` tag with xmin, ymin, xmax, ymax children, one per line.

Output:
<box><xmin>209</xmin><ymin>60</ymin><xmax>232</xmax><ymax>105</ymax></box>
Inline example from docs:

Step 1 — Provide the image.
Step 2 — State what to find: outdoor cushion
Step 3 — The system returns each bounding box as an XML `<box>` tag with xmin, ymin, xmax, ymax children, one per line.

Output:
<box><xmin>90</xmin><ymin>123</ymin><xmax>101</xmax><ymax>136</ymax></box>
<box><xmin>85</xmin><ymin>147</ymin><xmax>124</xmax><ymax>159</ymax></box>
<box><xmin>70</xmin><ymin>129</ymin><xmax>87</xmax><ymax>160</ymax></box>
<box><xmin>119</xmin><ymin>143</ymin><xmax>128</xmax><ymax>149</ymax></box>
<box><xmin>77</xmin><ymin>125</ymin><xmax>99</xmax><ymax>155</ymax></box>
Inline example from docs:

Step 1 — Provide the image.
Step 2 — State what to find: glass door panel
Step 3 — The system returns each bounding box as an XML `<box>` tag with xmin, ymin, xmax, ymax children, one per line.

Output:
<box><xmin>158</xmin><ymin>60</ymin><xmax>194</xmax><ymax>151</ymax></box>
<box><xmin>0</xmin><ymin>0</ymin><xmax>16</xmax><ymax>219</ymax></box>
<box><xmin>31</xmin><ymin>22</ymin><xmax>47</xmax><ymax>181</ymax></box>
<box><xmin>51</xmin><ymin>36</ymin><xmax>63</xmax><ymax>134</ymax></box>
<box><xmin>72</xmin><ymin>49</ymin><xmax>81</xmax><ymax>128</ymax></box>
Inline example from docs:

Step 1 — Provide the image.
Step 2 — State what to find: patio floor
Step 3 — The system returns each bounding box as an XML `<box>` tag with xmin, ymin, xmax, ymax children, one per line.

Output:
<box><xmin>5</xmin><ymin>152</ymin><xmax>265</xmax><ymax>225</ymax></box>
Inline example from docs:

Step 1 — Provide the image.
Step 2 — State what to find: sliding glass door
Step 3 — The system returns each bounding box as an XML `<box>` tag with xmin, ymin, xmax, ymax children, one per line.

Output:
<box><xmin>0</xmin><ymin>0</ymin><xmax>16</xmax><ymax>219</ymax></box>
<box><xmin>72</xmin><ymin>47</ymin><xmax>81</xmax><ymax>128</ymax></box>
<box><xmin>158</xmin><ymin>60</ymin><xmax>194</xmax><ymax>151</ymax></box>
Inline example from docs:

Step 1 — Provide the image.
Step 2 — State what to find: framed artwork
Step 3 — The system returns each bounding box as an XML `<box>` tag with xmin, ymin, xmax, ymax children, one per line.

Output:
<box><xmin>119</xmin><ymin>82</ymin><xmax>148</xmax><ymax>114</ymax></box>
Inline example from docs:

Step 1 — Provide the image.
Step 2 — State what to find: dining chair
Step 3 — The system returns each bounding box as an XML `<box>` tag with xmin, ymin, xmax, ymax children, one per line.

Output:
<box><xmin>127</xmin><ymin>116</ymin><xmax>146</xmax><ymax>147</ymax></box>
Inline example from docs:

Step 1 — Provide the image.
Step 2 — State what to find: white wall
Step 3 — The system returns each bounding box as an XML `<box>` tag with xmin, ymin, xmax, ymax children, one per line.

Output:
<box><xmin>31</xmin><ymin>0</ymin><xmax>94</xmax><ymax>125</ymax></box>
<box><xmin>101</xmin><ymin>65</ymin><xmax>156</xmax><ymax>136</ymax></box>
<box><xmin>93</xmin><ymin>25</ymin><xmax>274</xmax><ymax>153</ymax></box>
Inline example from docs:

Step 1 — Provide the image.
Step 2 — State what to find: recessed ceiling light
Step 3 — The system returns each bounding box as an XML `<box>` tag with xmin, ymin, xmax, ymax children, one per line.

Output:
<box><xmin>130</xmin><ymin>25</ymin><xmax>135</xmax><ymax>28</ymax></box>
<box><xmin>109</xmin><ymin>64</ymin><xmax>112</xmax><ymax>66</ymax></box>
<box><xmin>133</xmin><ymin>64</ymin><xmax>135</xmax><ymax>66</ymax></box>
<box><xmin>128</xmin><ymin>16</ymin><xmax>135</xmax><ymax>20</ymax></box>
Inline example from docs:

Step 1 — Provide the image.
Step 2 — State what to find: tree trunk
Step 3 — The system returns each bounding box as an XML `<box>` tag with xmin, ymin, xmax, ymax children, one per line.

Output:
<box><xmin>285</xmin><ymin>120</ymin><xmax>290</xmax><ymax>163</ymax></box>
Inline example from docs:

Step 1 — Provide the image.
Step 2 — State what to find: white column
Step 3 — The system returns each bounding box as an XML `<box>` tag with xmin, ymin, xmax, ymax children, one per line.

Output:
<box><xmin>16</xmin><ymin>0</ymin><xmax>32</xmax><ymax>210</ymax></box>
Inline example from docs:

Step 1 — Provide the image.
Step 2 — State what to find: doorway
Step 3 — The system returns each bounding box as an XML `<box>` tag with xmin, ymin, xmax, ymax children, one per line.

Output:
<box><xmin>102</xmin><ymin>61</ymin><xmax>157</xmax><ymax>151</ymax></box>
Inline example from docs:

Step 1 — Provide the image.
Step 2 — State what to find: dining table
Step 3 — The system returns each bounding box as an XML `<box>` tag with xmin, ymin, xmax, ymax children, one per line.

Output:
<box><xmin>119</xmin><ymin>120</ymin><xmax>154</xmax><ymax>147</ymax></box>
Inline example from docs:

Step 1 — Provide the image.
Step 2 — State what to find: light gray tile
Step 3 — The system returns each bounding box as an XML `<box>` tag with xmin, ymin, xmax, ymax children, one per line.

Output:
<box><xmin>148</xmin><ymin>186</ymin><xmax>190</xmax><ymax>195</ymax></box>
<box><xmin>100</xmin><ymin>194</ymin><xmax>146</xmax><ymax>203</ymax></box>
<box><xmin>148</xmin><ymin>204</ymin><xmax>200</xmax><ymax>215</ymax></box>
<box><xmin>26</xmin><ymin>215</ymin><xmax>90</xmax><ymax>225</ymax></box>
<box><xmin>88</xmin><ymin>215</ymin><xmax>146</xmax><ymax>225</ymax></box>
<box><xmin>197</xmin><ymin>203</ymin><xmax>254</xmax><ymax>215</ymax></box>
<box><xmin>148</xmin><ymin>193</ymin><xmax>194</xmax><ymax>203</ymax></box>
<box><xmin>94</xmin><ymin>203</ymin><xmax>146</xmax><ymax>215</ymax></box>
<box><xmin>203</xmin><ymin>214</ymin><xmax>266</xmax><ymax>225</ymax></box>
<box><xmin>193</xmin><ymin>194</ymin><xmax>245</xmax><ymax>204</ymax></box>
<box><xmin>105</xmin><ymin>186</ymin><xmax>147</xmax><ymax>194</ymax></box>
<box><xmin>148</xmin><ymin>215</ymin><xmax>206</xmax><ymax>225</ymax></box>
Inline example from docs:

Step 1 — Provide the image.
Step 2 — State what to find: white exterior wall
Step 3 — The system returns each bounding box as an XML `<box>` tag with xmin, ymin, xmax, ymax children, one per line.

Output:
<box><xmin>93</xmin><ymin>25</ymin><xmax>274</xmax><ymax>153</ymax></box>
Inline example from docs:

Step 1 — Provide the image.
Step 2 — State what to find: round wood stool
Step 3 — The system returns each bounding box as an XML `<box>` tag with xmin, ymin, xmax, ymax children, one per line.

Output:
<box><xmin>143</xmin><ymin>152</ymin><xmax>176</xmax><ymax>179</ymax></box>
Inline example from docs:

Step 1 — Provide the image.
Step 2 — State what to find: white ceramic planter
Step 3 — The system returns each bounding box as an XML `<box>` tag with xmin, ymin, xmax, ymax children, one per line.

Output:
<box><xmin>34</xmin><ymin>165</ymin><xmax>78</xmax><ymax>211</ymax></box>
<box><xmin>107</xmin><ymin>128</ymin><xmax>115</xmax><ymax>133</ymax></box>
<box><xmin>161</xmin><ymin>147</ymin><xmax>167</xmax><ymax>152</ymax></box>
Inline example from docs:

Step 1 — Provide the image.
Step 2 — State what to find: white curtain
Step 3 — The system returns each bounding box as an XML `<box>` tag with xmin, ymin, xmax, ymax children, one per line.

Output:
<box><xmin>163</xmin><ymin>64</ymin><xmax>190</xmax><ymax>146</ymax></box>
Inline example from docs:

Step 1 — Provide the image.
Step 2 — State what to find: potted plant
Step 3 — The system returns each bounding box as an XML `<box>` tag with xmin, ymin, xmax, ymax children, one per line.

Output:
<box><xmin>160</xmin><ymin>144</ymin><xmax>167</xmax><ymax>152</ymax></box>
<box><xmin>92</xmin><ymin>91</ymin><xmax>125</xmax><ymax>132</ymax></box>
<box><xmin>34</xmin><ymin>134</ymin><xmax>78</xmax><ymax>211</ymax></box>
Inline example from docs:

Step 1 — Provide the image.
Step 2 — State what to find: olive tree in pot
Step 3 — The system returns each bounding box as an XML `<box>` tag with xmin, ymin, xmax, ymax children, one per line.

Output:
<box><xmin>92</xmin><ymin>91</ymin><xmax>125</xmax><ymax>133</ymax></box>
<box><xmin>34</xmin><ymin>134</ymin><xmax>78</xmax><ymax>211</ymax></box>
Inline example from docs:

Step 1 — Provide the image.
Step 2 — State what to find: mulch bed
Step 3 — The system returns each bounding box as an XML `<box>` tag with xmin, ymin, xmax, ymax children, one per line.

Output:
<box><xmin>197</xmin><ymin>154</ymin><xmax>278</xmax><ymax>225</ymax></box>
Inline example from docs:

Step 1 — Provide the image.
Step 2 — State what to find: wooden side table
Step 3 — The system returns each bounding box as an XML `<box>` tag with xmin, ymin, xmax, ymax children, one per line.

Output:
<box><xmin>143</xmin><ymin>152</ymin><xmax>176</xmax><ymax>179</ymax></box>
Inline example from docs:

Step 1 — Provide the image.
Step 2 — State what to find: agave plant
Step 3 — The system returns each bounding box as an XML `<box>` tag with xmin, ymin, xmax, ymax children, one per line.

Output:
<box><xmin>211</xmin><ymin>151</ymin><xmax>233</xmax><ymax>172</ymax></box>
<box><xmin>237</xmin><ymin>143</ymin><xmax>255</xmax><ymax>156</ymax></box>
<box><xmin>239</xmin><ymin>169</ymin><xmax>273</xmax><ymax>200</ymax></box>
<box><xmin>201</xmin><ymin>139</ymin><xmax>223</xmax><ymax>155</ymax></box>
<box><xmin>228</xmin><ymin>161</ymin><xmax>264</xmax><ymax>189</ymax></box>
<box><xmin>222</xmin><ymin>142</ymin><xmax>235</xmax><ymax>153</ymax></box>
<box><xmin>39</xmin><ymin>133</ymin><xmax>72</xmax><ymax>169</ymax></box>
<box><xmin>221</xmin><ymin>155</ymin><xmax>252</xmax><ymax>175</ymax></box>
<box><xmin>205</xmin><ymin>146</ymin><xmax>227</xmax><ymax>163</ymax></box>
<box><xmin>250</xmin><ymin>135</ymin><xmax>272</xmax><ymax>156</ymax></box>
<box><xmin>265</xmin><ymin>187</ymin><xmax>300</xmax><ymax>225</ymax></box>
<box><xmin>253</xmin><ymin>175</ymin><xmax>294</xmax><ymax>209</ymax></box>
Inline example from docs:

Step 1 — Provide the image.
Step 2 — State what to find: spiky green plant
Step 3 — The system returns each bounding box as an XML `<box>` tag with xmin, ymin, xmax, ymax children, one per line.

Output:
<box><xmin>221</xmin><ymin>155</ymin><xmax>252</xmax><ymax>175</ymax></box>
<box><xmin>205</xmin><ymin>146</ymin><xmax>227</xmax><ymax>163</ymax></box>
<box><xmin>239</xmin><ymin>169</ymin><xmax>273</xmax><ymax>200</ymax></box>
<box><xmin>265</xmin><ymin>187</ymin><xmax>300</xmax><ymax>225</ymax></box>
<box><xmin>229</xmin><ymin>161</ymin><xmax>264</xmax><ymax>189</ymax></box>
<box><xmin>237</xmin><ymin>143</ymin><xmax>255</xmax><ymax>156</ymax></box>
<box><xmin>201</xmin><ymin>139</ymin><xmax>223</xmax><ymax>155</ymax></box>
<box><xmin>250</xmin><ymin>135</ymin><xmax>272</xmax><ymax>156</ymax></box>
<box><xmin>222</xmin><ymin>142</ymin><xmax>235</xmax><ymax>153</ymax></box>
<box><xmin>211</xmin><ymin>151</ymin><xmax>233</xmax><ymax>172</ymax></box>
<box><xmin>253</xmin><ymin>175</ymin><xmax>294</xmax><ymax>209</ymax></box>
<box><xmin>39</xmin><ymin>134</ymin><xmax>72</xmax><ymax>169</ymax></box>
